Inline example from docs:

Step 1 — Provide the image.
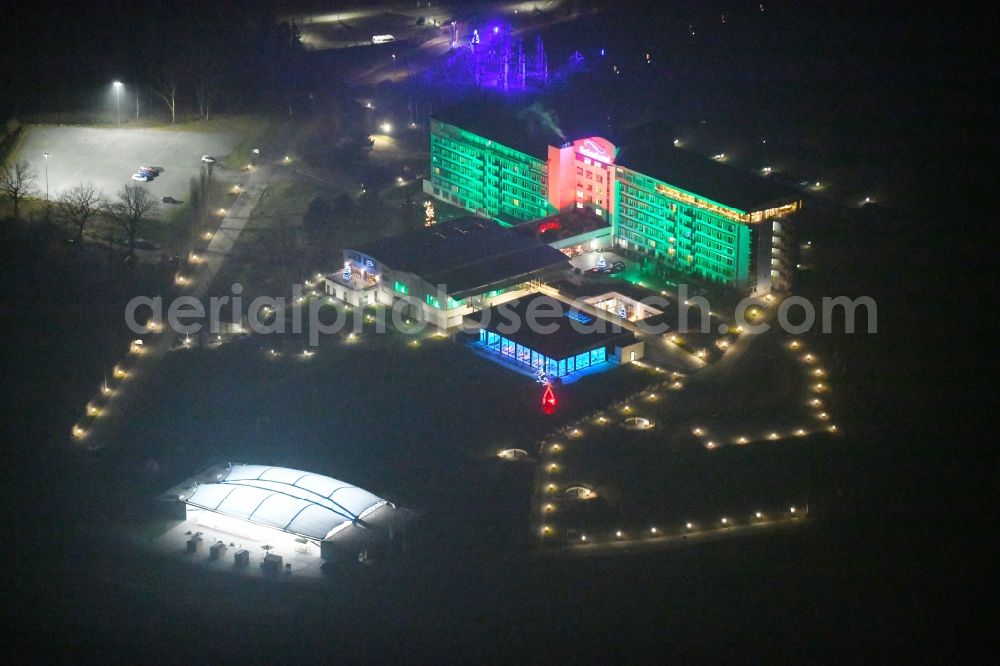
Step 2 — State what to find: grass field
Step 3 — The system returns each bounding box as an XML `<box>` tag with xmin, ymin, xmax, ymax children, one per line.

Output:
<box><xmin>102</xmin><ymin>321</ymin><xmax>660</xmax><ymax>552</ymax></box>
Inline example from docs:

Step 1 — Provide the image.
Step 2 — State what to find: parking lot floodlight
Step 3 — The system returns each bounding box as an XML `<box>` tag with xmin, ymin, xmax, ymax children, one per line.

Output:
<box><xmin>113</xmin><ymin>81</ymin><xmax>123</xmax><ymax>126</ymax></box>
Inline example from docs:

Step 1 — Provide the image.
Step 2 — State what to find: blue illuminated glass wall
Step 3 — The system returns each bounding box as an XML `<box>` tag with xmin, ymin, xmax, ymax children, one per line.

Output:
<box><xmin>478</xmin><ymin>330</ymin><xmax>607</xmax><ymax>376</ymax></box>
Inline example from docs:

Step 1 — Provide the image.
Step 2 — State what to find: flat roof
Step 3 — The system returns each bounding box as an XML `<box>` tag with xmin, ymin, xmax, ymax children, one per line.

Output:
<box><xmin>432</xmin><ymin>93</ymin><xmax>617</xmax><ymax>160</ymax></box>
<box><xmin>512</xmin><ymin>208</ymin><xmax>611</xmax><ymax>243</ymax></box>
<box><xmin>468</xmin><ymin>293</ymin><xmax>635</xmax><ymax>360</ymax></box>
<box><xmin>432</xmin><ymin>96</ymin><xmax>800</xmax><ymax>214</ymax></box>
<box><xmin>616</xmin><ymin>136</ymin><xmax>801</xmax><ymax>213</ymax></box>
<box><xmin>349</xmin><ymin>216</ymin><xmax>571</xmax><ymax>299</ymax></box>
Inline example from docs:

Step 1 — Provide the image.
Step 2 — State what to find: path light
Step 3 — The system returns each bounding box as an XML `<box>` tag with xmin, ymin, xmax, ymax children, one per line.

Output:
<box><xmin>692</xmin><ymin>427</ymin><xmax>704</xmax><ymax>436</ymax></box>
<box><xmin>615</xmin><ymin>530</ymin><xmax>623</xmax><ymax>538</ymax></box>
<box><xmin>686</xmin><ymin>522</ymin><xmax>693</xmax><ymax>529</ymax></box>
<box><xmin>755</xmin><ymin>512</ymin><xmax>762</xmax><ymax>519</ymax></box>
<box><xmin>721</xmin><ymin>517</ymin><xmax>728</xmax><ymax>525</ymax></box>
<box><xmin>705</xmin><ymin>441</ymin><xmax>717</xmax><ymax>449</ymax></box>
<box><xmin>544</xmin><ymin>504</ymin><xmax>554</xmax><ymax>513</ymax></box>
<box><xmin>810</xmin><ymin>399</ymin><xmax>822</xmax><ymax>407</ymax></box>
<box><xmin>795</xmin><ymin>429</ymin><xmax>807</xmax><ymax>436</ymax></box>
<box><xmin>737</xmin><ymin>436</ymin><xmax>749</xmax><ymax>445</ymax></box>
<box><xmin>580</xmin><ymin>535</ymin><xmax>587</xmax><ymax>542</ymax></box>
<box><xmin>541</xmin><ymin>526</ymin><xmax>552</xmax><ymax>535</ymax></box>
<box><xmin>768</xmin><ymin>432</ymin><xmax>780</xmax><ymax>440</ymax></box>
<box><xmin>547</xmin><ymin>463</ymin><xmax>558</xmax><ymax>473</ymax></box>
<box><xmin>828</xmin><ymin>424</ymin><xmax>838</xmax><ymax>432</ymax></box>
<box><xmin>790</xmin><ymin>506</ymin><xmax>796</xmax><ymax>513</ymax></box>
<box><xmin>650</xmin><ymin>527</ymin><xmax>658</xmax><ymax>534</ymax></box>
<box><xmin>551</xmin><ymin>443</ymin><xmax>561</xmax><ymax>452</ymax></box>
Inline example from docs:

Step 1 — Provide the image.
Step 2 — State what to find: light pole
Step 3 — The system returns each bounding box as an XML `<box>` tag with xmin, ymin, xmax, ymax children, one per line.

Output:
<box><xmin>42</xmin><ymin>152</ymin><xmax>49</xmax><ymax>202</ymax></box>
<box><xmin>113</xmin><ymin>81</ymin><xmax>122</xmax><ymax>126</ymax></box>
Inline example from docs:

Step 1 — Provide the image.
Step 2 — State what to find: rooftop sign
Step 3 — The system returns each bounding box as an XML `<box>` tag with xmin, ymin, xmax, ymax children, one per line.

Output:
<box><xmin>573</xmin><ymin>137</ymin><xmax>617</xmax><ymax>165</ymax></box>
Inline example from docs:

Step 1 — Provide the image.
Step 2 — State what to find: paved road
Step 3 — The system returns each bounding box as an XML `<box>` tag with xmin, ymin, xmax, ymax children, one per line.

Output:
<box><xmin>18</xmin><ymin>126</ymin><xmax>238</xmax><ymax>209</ymax></box>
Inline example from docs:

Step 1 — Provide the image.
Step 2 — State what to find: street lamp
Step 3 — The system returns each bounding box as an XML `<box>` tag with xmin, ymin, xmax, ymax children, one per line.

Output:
<box><xmin>113</xmin><ymin>81</ymin><xmax>123</xmax><ymax>126</ymax></box>
<box><xmin>42</xmin><ymin>153</ymin><xmax>49</xmax><ymax>202</ymax></box>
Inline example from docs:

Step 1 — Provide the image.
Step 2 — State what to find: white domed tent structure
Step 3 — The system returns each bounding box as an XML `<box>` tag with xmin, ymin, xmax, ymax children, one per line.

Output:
<box><xmin>162</xmin><ymin>463</ymin><xmax>402</xmax><ymax>562</ymax></box>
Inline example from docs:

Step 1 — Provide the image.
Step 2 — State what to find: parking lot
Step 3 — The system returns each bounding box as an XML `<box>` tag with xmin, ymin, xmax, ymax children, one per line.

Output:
<box><xmin>18</xmin><ymin>126</ymin><xmax>240</xmax><ymax>209</ymax></box>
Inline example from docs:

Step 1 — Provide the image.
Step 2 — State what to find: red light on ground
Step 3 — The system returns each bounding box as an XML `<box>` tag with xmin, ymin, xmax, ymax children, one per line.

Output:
<box><xmin>538</xmin><ymin>221</ymin><xmax>561</xmax><ymax>234</ymax></box>
<box><xmin>542</xmin><ymin>384</ymin><xmax>557</xmax><ymax>414</ymax></box>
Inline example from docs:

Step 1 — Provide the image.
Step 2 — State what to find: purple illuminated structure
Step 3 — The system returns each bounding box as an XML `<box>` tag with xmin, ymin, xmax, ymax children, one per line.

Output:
<box><xmin>468</xmin><ymin>22</ymin><xmax>548</xmax><ymax>91</ymax></box>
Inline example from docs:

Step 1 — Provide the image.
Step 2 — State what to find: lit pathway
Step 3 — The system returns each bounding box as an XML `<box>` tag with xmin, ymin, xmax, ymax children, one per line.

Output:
<box><xmin>534</xmin><ymin>514</ymin><xmax>809</xmax><ymax>559</ymax></box>
<box><xmin>71</xmin><ymin>137</ymin><xmax>292</xmax><ymax>451</ymax></box>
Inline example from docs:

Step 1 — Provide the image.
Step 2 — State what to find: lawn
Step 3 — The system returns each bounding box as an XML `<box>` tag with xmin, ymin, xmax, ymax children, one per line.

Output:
<box><xmin>536</xmin><ymin>324</ymin><xmax>849</xmax><ymax>538</ymax></box>
<box><xmin>104</xmin><ymin>325</ymin><xmax>660</xmax><ymax>553</ymax></box>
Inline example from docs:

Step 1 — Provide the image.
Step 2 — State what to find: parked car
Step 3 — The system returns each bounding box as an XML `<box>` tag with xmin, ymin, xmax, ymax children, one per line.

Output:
<box><xmin>201</xmin><ymin>155</ymin><xmax>217</xmax><ymax>164</ymax></box>
<box><xmin>139</xmin><ymin>165</ymin><xmax>163</xmax><ymax>173</ymax></box>
<box><xmin>137</xmin><ymin>168</ymin><xmax>157</xmax><ymax>178</ymax></box>
<box><xmin>161</xmin><ymin>196</ymin><xmax>180</xmax><ymax>204</ymax></box>
<box><xmin>131</xmin><ymin>172</ymin><xmax>152</xmax><ymax>182</ymax></box>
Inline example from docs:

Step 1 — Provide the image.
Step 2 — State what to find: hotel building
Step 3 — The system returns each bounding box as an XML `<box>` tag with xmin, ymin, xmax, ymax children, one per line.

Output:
<box><xmin>426</xmin><ymin>97</ymin><xmax>801</xmax><ymax>294</ymax></box>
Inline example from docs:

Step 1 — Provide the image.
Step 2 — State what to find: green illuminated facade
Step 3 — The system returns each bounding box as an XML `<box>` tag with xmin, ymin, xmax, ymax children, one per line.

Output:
<box><xmin>615</xmin><ymin>168</ymin><xmax>753</xmax><ymax>286</ymax></box>
<box><xmin>429</xmin><ymin>120</ymin><xmax>554</xmax><ymax>225</ymax></box>
<box><xmin>426</xmin><ymin>106</ymin><xmax>800</xmax><ymax>292</ymax></box>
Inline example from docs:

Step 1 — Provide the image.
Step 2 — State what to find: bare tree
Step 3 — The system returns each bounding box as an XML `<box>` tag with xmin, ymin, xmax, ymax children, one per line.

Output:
<box><xmin>111</xmin><ymin>184</ymin><xmax>157</xmax><ymax>258</ymax></box>
<box><xmin>152</xmin><ymin>78</ymin><xmax>179</xmax><ymax>124</ymax></box>
<box><xmin>60</xmin><ymin>182</ymin><xmax>105</xmax><ymax>246</ymax></box>
<box><xmin>0</xmin><ymin>159</ymin><xmax>37</xmax><ymax>222</ymax></box>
